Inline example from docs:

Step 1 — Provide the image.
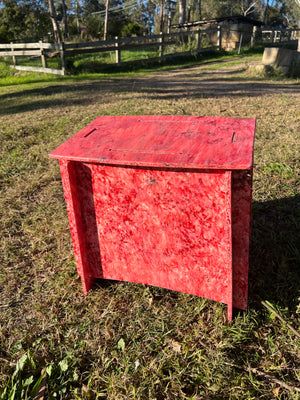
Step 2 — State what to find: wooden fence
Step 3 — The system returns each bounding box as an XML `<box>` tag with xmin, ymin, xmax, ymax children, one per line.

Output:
<box><xmin>0</xmin><ymin>28</ymin><xmax>220</xmax><ymax>75</ymax></box>
<box><xmin>259</xmin><ymin>28</ymin><xmax>300</xmax><ymax>44</ymax></box>
<box><xmin>0</xmin><ymin>42</ymin><xmax>66</xmax><ymax>75</ymax></box>
<box><xmin>63</xmin><ymin>28</ymin><xmax>221</xmax><ymax>65</ymax></box>
<box><xmin>1</xmin><ymin>27</ymin><xmax>299</xmax><ymax>75</ymax></box>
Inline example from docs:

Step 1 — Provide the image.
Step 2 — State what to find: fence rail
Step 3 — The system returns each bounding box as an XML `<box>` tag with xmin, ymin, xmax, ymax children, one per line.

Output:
<box><xmin>0</xmin><ymin>41</ymin><xmax>65</xmax><ymax>75</ymax></box>
<box><xmin>259</xmin><ymin>28</ymin><xmax>300</xmax><ymax>44</ymax></box>
<box><xmin>0</xmin><ymin>29</ymin><xmax>220</xmax><ymax>75</ymax></box>
<box><xmin>63</xmin><ymin>28</ymin><xmax>220</xmax><ymax>61</ymax></box>
<box><xmin>1</xmin><ymin>27</ymin><xmax>299</xmax><ymax>75</ymax></box>
<box><xmin>0</xmin><ymin>42</ymin><xmax>61</xmax><ymax>50</ymax></box>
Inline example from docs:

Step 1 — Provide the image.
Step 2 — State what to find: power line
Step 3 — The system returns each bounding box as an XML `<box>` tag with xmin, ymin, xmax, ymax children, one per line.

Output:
<box><xmin>91</xmin><ymin>0</ymin><xmax>139</xmax><ymax>16</ymax></box>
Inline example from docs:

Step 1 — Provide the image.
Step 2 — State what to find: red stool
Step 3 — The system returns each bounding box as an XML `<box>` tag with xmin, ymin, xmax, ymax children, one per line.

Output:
<box><xmin>50</xmin><ymin>116</ymin><xmax>255</xmax><ymax>320</ymax></box>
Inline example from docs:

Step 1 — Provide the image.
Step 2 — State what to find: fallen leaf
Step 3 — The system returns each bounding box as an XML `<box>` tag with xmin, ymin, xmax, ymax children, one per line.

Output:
<box><xmin>167</xmin><ymin>339</ymin><xmax>181</xmax><ymax>354</ymax></box>
<box><xmin>273</xmin><ymin>387</ymin><xmax>280</xmax><ymax>396</ymax></box>
<box><xmin>134</xmin><ymin>359</ymin><xmax>140</xmax><ymax>370</ymax></box>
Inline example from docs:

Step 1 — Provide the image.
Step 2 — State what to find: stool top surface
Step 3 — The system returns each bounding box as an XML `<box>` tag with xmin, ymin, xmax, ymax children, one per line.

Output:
<box><xmin>49</xmin><ymin>115</ymin><xmax>255</xmax><ymax>170</ymax></box>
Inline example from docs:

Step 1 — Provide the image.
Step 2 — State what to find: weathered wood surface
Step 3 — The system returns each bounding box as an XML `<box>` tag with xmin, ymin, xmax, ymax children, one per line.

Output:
<box><xmin>0</xmin><ymin>42</ymin><xmax>60</xmax><ymax>49</ymax></box>
<box><xmin>12</xmin><ymin>65</ymin><xmax>65</xmax><ymax>75</ymax></box>
<box><xmin>0</xmin><ymin>50</ymin><xmax>41</xmax><ymax>56</ymax></box>
<box><xmin>0</xmin><ymin>42</ymin><xmax>65</xmax><ymax>75</ymax></box>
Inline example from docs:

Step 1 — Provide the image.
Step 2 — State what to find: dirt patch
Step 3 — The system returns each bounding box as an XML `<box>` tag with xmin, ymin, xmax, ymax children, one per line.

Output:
<box><xmin>127</xmin><ymin>60</ymin><xmax>299</xmax><ymax>98</ymax></box>
<box><xmin>1</xmin><ymin>58</ymin><xmax>299</xmax><ymax>117</ymax></box>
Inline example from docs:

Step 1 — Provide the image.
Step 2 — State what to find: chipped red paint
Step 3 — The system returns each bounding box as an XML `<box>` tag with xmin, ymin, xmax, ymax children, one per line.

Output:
<box><xmin>50</xmin><ymin>116</ymin><xmax>255</xmax><ymax>320</ymax></box>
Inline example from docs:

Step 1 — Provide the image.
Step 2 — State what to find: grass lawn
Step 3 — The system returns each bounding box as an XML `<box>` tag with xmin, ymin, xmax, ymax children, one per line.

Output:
<box><xmin>0</xmin><ymin>51</ymin><xmax>299</xmax><ymax>399</ymax></box>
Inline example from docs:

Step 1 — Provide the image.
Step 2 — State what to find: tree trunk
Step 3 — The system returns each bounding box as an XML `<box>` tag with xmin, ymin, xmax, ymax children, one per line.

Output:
<box><xmin>198</xmin><ymin>0</ymin><xmax>202</xmax><ymax>20</ymax></box>
<box><xmin>48</xmin><ymin>0</ymin><xmax>62</xmax><ymax>43</ymax></box>
<box><xmin>159</xmin><ymin>0</ymin><xmax>165</xmax><ymax>33</ymax></box>
<box><xmin>179</xmin><ymin>0</ymin><xmax>186</xmax><ymax>25</ymax></box>
<box><xmin>61</xmin><ymin>0</ymin><xmax>69</xmax><ymax>39</ymax></box>
<box><xmin>263</xmin><ymin>0</ymin><xmax>269</xmax><ymax>24</ymax></box>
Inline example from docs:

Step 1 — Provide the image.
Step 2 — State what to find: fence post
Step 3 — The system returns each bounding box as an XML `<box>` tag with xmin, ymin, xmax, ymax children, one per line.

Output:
<box><xmin>167</xmin><ymin>12</ymin><xmax>171</xmax><ymax>34</ymax></box>
<box><xmin>292</xmin><ymin>29</ymin><xmax>297</xmax><ymax>41</ymax></box>
<box><xmin>59</xmin><ymin>42</ymin><xmax>66</xmax><ymax>75</ymax></box>
<box><xmin>39</xmin><ymin>41</ymin><xmax>47</xmax><ymax>68</ymax></box>
<box><xmin>238</xmin><ymin>32</ymin><xmax>244</xmax><ymax>54</ymax></box>
<box><xmin>251</xmin><ymin>26</ymin><xmax>257</xmax><ymax>47</ymax></box>
<box><xmin>217</xmin><ymin>25</ymin><xmax>222</xmax><ymax>51</ymax></box>
<box><xmin>159</xmin><ymin>32</ymin><xmax>164</xmax><ymax>58</ymax></box>
<box><xmin>115</xmin><ymin>36</ymin><xmax>121</xmax><ymax>65</ymax></box>
<box><xmin>271</xmin><ymin>29</ymin><xmax>275</xmax><ymax>43</ymax></box>
<box><xmin>10</xmin><ymin>42</ymin><xmax>17</xmax><ymax>67</ymax></box>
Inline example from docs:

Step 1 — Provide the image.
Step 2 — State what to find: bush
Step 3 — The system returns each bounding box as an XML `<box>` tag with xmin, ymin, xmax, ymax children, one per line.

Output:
<box><xmin>121</xmin><ymin>22</ymin><xmax>145</xmax><ymax>37</ymax></box>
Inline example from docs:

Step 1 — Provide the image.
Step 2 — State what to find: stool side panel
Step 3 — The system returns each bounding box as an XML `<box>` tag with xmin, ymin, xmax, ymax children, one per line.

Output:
<box><xmin>59</xmin><ymin>160</ymin><xmax>98</xmax><ymax>293</ymax></box>
<box><xmin>73</xmin><ymin>162</ymin><xmax>103</xmax><ymax>279</ymax></box>
<box><xmin>89</xmin><ymin>165</ymin><xmax>233</xmax><ymax>308</ymax></box>
<box><xmin>232</xmin><ymin>170</ymin><xmax>253</xmax><ymax>310</ymax></box>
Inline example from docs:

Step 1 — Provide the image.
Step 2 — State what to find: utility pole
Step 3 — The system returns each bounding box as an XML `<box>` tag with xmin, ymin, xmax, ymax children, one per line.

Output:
<box><xmin>104</xmin><ymin>0</ymin><xmax>109</xmax><ymax>40</ymax></box>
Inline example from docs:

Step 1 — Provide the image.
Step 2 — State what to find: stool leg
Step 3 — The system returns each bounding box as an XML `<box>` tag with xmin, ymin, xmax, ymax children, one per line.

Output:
<box><xmin>81</xmin><ymin>275</ymin><xmax>95</xmax><ymax>295</ymax></box>
<box><xmin>232</xmin><ymin>170</ymin><xmax>252</xmax><ymax>312</ymax></box>
<box><xmin>59</xmin><ymin>160</ymin><xmax>96</xmax><ymax>293</ymax></box>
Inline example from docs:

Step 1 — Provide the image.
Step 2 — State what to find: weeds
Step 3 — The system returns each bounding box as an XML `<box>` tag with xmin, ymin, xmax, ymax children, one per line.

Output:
<box><xmin>0</xmin><ymin>353</ymin><xmax>80</xmax><ymax>399</ymax></box>
<box><xmin>0</xmin><ymin>61</ymin><xmax>11</xmax><ymax>78</ymax></box>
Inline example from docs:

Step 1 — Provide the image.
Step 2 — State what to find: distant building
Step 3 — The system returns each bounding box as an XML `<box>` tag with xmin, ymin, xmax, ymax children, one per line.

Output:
<box><xmin>172</xmin><ymin>15</ymin><xmax>264</xmax><ymax>50</ymax></box>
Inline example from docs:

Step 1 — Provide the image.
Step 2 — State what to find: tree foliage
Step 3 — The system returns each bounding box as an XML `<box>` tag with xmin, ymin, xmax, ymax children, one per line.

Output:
<box><xmin>0</xmin><ymin>0</ymin><xmax>299</xmax><ymax>43</ymax></box>
<box><xmin>0</xmin><ymin>0</ymin><xmax>53</xmax><ymax>42</ymax></box>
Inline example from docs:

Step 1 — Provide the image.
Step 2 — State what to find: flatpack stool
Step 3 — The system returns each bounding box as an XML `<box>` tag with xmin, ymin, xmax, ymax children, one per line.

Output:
<box><xmin>49</xmin><ymin>116</ymin><xmax>255</xmax><ymax>320</ymax></box>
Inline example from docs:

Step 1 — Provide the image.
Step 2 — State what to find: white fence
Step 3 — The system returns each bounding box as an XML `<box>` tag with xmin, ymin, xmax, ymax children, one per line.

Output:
<box><xmin>0</xmin><ymin>41</ymin><xmax>66</xmax><ymax>75</ymax></box>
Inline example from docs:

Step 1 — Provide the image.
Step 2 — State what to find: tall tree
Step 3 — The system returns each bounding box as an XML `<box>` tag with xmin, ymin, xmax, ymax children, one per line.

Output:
<box><xmin>178</xmin><ymin>0</ymin><xmax>186</xmax><ymax>24</ymax></box>
<box><xmin>61</xmin><ymin>0</ymin><xmax>69</xmax><ymax>37</ymax></box>
<box><xmin>0</xmin><ymin>0</ymin><xmax>26</xmax><ymax>41</ymax></box>
<box><xmin>48</xmin><ymin>0</ymin><xmax>62</xmax><ymax>42</ymax></box>
<box><xmin>137</xmin><ymin>0</ymin><xmax>156</xmax><ymax>34</ymax></box>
